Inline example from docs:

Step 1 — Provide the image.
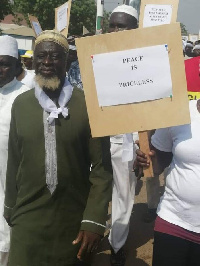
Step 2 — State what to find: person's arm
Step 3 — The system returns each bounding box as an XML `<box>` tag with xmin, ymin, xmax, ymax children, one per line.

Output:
<box><xmin>4</xmin><ymin>102</ymin><xmax>21</xmax><ymax>226</ymax></box>
<box><xmin>135</xmin><ymin>145</ymin><xmax>172</xmax><ymax>177</ymax></box>
<box><xmin>73</xmin><ymin>136</ymin><xmax>113</xmax><ymax>260</ymax></box>
<box><xmin>134</xmin><ymin>128</ymin><xmax>173</xmax><ymax>177</ymax></box>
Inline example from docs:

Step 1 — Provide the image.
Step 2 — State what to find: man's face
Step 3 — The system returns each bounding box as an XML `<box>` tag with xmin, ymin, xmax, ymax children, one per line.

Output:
<box><xmin>109</xmin><ymin>12</ymin><xmax>138</xmax><ymax>33</ymax></box>
<box><xmin>185</xmin><ymin>46</ymin><xmax>194</xmax><ymax>57</ymax></box>
<box><xmin>33</xmin><ymin>41</ymin><xmax>67</xmax><ymax>81</ymax></box>
<box><xmin>0</xmin><ymin>55</ymin><xmax>17</xmax><ymax>88</ymax></box>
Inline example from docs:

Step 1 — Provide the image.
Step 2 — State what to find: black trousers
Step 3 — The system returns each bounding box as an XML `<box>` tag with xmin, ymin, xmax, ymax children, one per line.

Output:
<box><xmin>153</xmin><ymin>231</ymin><xmax>200</xmax><ymax>266</ymax></box>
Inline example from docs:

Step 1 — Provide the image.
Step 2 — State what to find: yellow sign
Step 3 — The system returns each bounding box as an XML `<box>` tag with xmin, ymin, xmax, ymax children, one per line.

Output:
<box><xmin>188</xmin><ymin>91</ymin><xmax>200</xmax><ymax>101</ymax></box>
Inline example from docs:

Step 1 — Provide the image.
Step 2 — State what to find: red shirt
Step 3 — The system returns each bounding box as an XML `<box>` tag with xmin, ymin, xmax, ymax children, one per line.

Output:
<box><xmin>155</xmin><ymin>216</ymin><xmax>200</xmax><ymax>244</ymax></box>
<box><xmin>185</xmin><ymin>56</ymin><xmax>200</xmax><ymax>92</ymax></box>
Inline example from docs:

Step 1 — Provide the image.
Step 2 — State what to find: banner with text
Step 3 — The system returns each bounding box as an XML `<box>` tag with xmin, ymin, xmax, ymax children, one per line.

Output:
<box><xmin>143</xmin><ymin>4</ymin><xmax>173</xmax><ymax>27</ymax></box>
<box><xmin>92</xmin><ymin>44</ymin><xmax>172</xmax><ymax>107</ymax></box>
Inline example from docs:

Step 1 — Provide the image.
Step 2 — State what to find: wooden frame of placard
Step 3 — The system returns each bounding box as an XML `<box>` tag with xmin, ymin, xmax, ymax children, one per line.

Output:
<box><xmin>55</xmin><ymin>0</ymin><xmax>72</xmax><ymax>37</ymax></box>
<box><xmin>139</xmin><ymin>0</ymin><xmax>179</xmax><ymax>28</ymax></box>
<box><xmin>138</xmin><ymin>0</ymin><xmax>179</xmax><ymax>177</ymax></box>
<box><xmin>76</xmin><ymin>23</ymin><xmax>190</xmax><ymax>139</ymax></box>
<box><xmin>28</xmin><ymin>14</ymin><xmax>42</xmax><ymax>37</ymax></box>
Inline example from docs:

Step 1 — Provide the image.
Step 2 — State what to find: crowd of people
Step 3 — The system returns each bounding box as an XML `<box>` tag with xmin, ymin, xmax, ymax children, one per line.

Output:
<box><xmin>183</xmin><ymin>39</ymin><xmax>200</xmax><ymax>59</ymax></box>
<box><xmin>0</xmin><ymin>3</ymin><xmax>200</xmax><ymax>266</ymax></box>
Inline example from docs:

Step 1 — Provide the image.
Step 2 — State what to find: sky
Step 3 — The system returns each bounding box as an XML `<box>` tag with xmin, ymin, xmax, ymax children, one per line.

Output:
<box><xmin>103</xmin><ymin>0</ymin><xmax>200</xmax><ymax>34</ymax></box>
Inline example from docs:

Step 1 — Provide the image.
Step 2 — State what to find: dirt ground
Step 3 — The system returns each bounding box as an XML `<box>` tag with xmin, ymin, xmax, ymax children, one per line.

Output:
<box><xmin>92</xmin><ymin>177</ymin><xmax>164</xmax><ymax>266</ymax></box>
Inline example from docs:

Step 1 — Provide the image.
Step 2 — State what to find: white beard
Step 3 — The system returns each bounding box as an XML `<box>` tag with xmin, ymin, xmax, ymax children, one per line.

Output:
<box><xmin>35</xmin><ymin>74</ymin><xmax>61</xmax><ymax>91</ymax></box>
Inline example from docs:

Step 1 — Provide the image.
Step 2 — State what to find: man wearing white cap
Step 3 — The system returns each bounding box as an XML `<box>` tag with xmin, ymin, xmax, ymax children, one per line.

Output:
<box><xmin>108</xmin><ymin>4</ymin><xmax>138</xmax><ymax>33</ymax></box>
<box><xmin>129</xmin><ymin>0</ymin><xmax>141</xmax><ymax>15</ymax></box>
<box><xmin>108</xmin><ymin>5</ymin><xmax>139</xmax><ymax>266</ymax></box>
<box><xmin>0</xmin><ymin>35</ymin><xmax>30</xmax><ymax>266</ymax></box>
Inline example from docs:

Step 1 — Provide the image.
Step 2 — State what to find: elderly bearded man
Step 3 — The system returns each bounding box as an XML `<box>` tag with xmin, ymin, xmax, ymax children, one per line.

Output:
<box><xmin>0</xmin><ymin>35</ymin><xmax>30</xmax><ymax>266</ymax></box>
<box><xmin>4</xmin><ymin>30</ymin><xmax>112</xmax><ymax>266</ymax></box>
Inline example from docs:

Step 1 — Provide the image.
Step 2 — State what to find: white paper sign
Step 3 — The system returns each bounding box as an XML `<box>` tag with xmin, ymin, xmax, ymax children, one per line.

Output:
<box><xmin>143</xmin><ymin>4</ymin><xmax>173</xmax><ymax>28</ymax></box>
<box><xmin>92</xmin><ymin>44</ymin><xmax>172</xmax><ymax>107</ymax></box>
<box><xmin>57</xmin><ymin>3</ymin><xmax>68</xmax><ymax>32</ymax></box>
<box><xmin>32</xmin><ymin>21</ymin><xmax>42</xmax><ymax>36</ymax></box>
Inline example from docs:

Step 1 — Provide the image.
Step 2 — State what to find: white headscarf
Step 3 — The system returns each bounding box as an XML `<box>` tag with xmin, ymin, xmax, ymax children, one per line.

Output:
<box><xmin>0</xmin><ymin>35</ymin><xmax>18</xmax><ymax>59</ymax></box>
<box><xmin>111</xmin><ymin>4</ymin><xmax>138</xmax><ymax>21</ymax></box>
<box><xmin>193</xmin><ymin>44</ymin><xmax>200</xmax><ymax>51</ymax></box>
<box><xmin>186</xmin><ymin>43</ymin><xmax>193</xmax><ymax>48</ymax></box>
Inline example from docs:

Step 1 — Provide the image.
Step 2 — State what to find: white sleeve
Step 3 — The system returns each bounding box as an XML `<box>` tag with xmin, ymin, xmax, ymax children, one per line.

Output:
<box><xmin>151</xmin><ymin>128</ymin><xmax>173</xmax><ymax>152</ymax></box>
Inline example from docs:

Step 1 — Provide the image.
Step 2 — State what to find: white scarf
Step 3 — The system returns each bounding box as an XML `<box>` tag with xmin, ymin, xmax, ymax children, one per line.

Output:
<box><xmin>35</xmin><ymin>77</ymin><xmax>73</xmax><ymax>123</ymax></box>
<box><xmin>193</xmin><ymin>44</ymin><xmax>200</xmax><ymax>51</ymax></box>
<box><xmin>34</xmin><ymin>77</ymin><xmax>73</xmax><ymax>194</ymax></box>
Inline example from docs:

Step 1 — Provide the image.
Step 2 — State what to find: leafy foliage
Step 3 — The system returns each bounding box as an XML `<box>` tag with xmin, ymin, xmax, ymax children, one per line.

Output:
<box><xmin>0</xmin><ymin>0</ymin><xmax>13</xmax><ymax>21</ymax></box>
<box><xmin>12</xmin><ymin>0</ymin><xmax>98</xmax><ymax>35</ymax></box>
<box><xmin>102</xmin><ymin>10</ymin><xmax>111</xmax><ymax>33</ymax></box>
<box><xmin>69</xmin><ymin>0</ymin><xmax>96</xmax><ymax>35</ymax></box>
<box><xmin>180</xmin><ymin>23</ymin><xmax>188</xmax><ymax>36</ymax></box>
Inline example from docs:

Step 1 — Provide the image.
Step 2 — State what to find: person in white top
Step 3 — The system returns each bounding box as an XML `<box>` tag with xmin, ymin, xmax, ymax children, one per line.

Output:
<box><xmin>135</xmin><ymin>100</ymin><xmax>200</xmax><ymax>265</ymax></box>
<box><xmin>0</xmin><ymin>35</ymin><xmax>30</xmax><ymax>266</ymax></box>
<box><xmin>108</xmin><ymin>5</ymin><xmax>139</xmax><ymax>266</ymax></box>
<box><xmin>16</xmin><ymin>54</ymin><xmax>35</xmax><ymax>89</ymax></box>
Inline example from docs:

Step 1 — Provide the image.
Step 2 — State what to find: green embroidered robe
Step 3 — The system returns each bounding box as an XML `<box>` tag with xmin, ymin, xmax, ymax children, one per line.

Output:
<box><xmin>4</xmin><ymin>88</ymin><xmax>112</xmax><ymax>266</ymax></box>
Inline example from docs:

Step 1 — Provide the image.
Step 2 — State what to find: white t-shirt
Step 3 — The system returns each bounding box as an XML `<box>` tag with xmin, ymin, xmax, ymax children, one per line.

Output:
<box><xmin>151</xmin><ymin>100</ymin><xmax>200</xmax><ymax>233</ymax></box>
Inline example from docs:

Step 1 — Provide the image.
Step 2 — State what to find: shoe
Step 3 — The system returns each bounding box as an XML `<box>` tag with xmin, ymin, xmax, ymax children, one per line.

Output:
<box><xmin>110</xmin><ymin>247</ymin><xmax>126</xmax><ymax>266</ymax></box>
<box><xmin>143</xmin><ymin>208</ymin><xmax>157</xmax><ymax>223</ymax></box>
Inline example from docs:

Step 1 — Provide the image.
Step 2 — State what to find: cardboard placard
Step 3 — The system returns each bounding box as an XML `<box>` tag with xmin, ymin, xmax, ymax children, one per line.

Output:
<box><xmin>28</xmin><ymin>14</ymin><xmax>42</xmax><ymax>37</ymax></box>
<box><xmin>76</xmin><ymin>23</ymin><xmax>190</xmax><ymax>138</ymax></box>
<box><xmin>139</xmin><ymin>0</ymin><xmax>179</xmax><ymax>28</ymax></box>
<box><xmin>55</xmin><ymin>0</ymin><xmax>72</xmax><ymax>37</ymax></box>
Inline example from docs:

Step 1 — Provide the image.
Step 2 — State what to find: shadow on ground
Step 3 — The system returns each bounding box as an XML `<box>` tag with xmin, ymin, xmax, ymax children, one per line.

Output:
<box><xmin>91</xmin><ymin>203</ymin><xmax>154</xmax><ymax>266</ymax></box>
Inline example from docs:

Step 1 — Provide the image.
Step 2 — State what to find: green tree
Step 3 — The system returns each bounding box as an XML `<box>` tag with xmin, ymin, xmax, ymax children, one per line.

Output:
<box><xmin>0</xmin><ymin>0</ymin><xmax>13</xmax><ymax>21</ymax></box>
<box><xmin>13</xmin><ymin>0</ymin><xmax>98</xmax><ymax>35</ymax></box>
<box><xmin>180</xmin><ymin>23</ymin><xmax>188</xmax><ymax>36</ymax></box>
<box><xmin>102</xmin><ymin>10</ymin><xmax>111</xmax><ymax>33</ymax></box>
<box><xmin>69</xmin><ymin>0</ymin><xmax>96</xmax><ymax>35</ymax></box>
